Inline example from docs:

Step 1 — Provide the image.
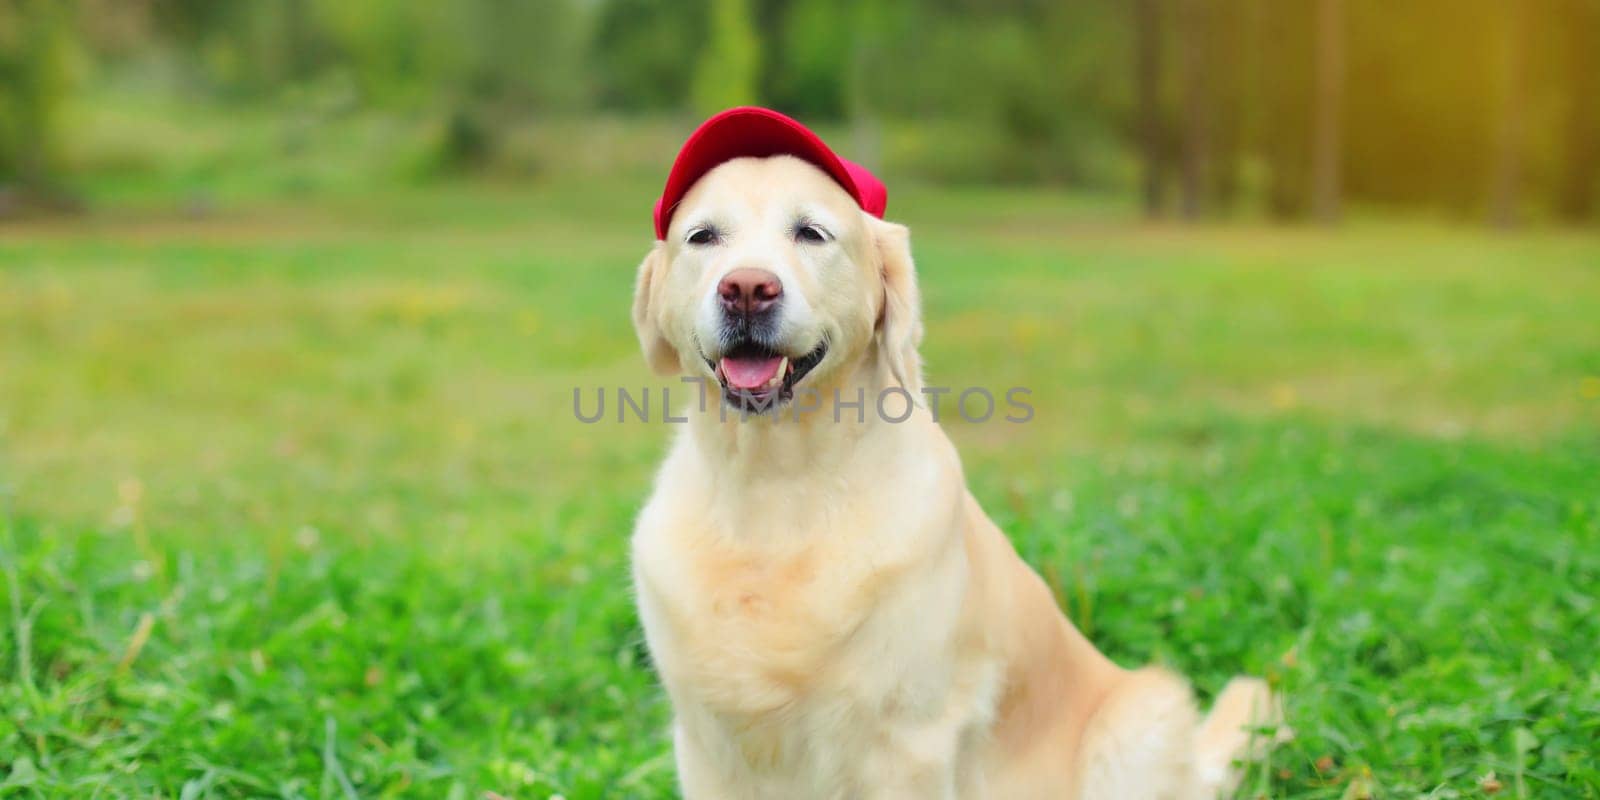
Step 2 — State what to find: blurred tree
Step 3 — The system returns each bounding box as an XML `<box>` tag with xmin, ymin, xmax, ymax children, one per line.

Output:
<box><xmin>1177</xmin><ymin>0</ymin><xmax>1208</xmax><ymax>218</ymax></box>
<box><xmin>10</xmin><ymin>0</ymin><xmax>1598</xmax><ymax>222</ymax></box>
<box><xmin>312</xmin><ymin>0</ymin><xmax>456</xmax><ymax>105</ymax></box>
<box><xmin>1347</xmin><ymin>0</ymin><xmax>1499</xmax><ymax>215</ymax></box>
<box><xmin>762</xmin><ymin>0</ymin><xmax>846</xmax><ymax>119</ymax></box>
<box><xmin>149</xmin><ymin>0</ymin><xmax>233</xmax><ymax>53</ymax></box>
<box><xmin>1260</xmin><ymin>0</ymin><xmax>1312</xmax><ymax>219</ymax></box>
<box><xmin>1205</xmin><ymin>0</ymin><xmax>1249</xmax><ymax>215</ymax></box>
<box><xmin>152</xmin><ymin>1</ymin><xmax>322</xmax><ymax>97</ymax></box>
<box><xmin>1488</xmin><ymin>0</ymin><xmax>1528</xmax><ymax>228</ymax></box>
<box><xmin>842</xmin><ymin>0</ymin><xmax>910</xmax><ymax>173</ymax></box>
<box><xmin>75</xmin><ymin>0</ymin><xmax>153</xmax><ymax>60</ymax></box>
<box><xmin>691</xmin><ymin>0</ymin><xmax>761</xmax><ymax>115</ymax></box>
<box><xmin>594</xmin><ymin>0</ymin><xmax>706</xmax><ymax>110</ymax></box>
<box><xmin>457</xmin><ymin>0</ymin><xmax>589</xmax><ymax>112</ymax></box>
<box><xmin>918</xmin><ymin>1</ymin><xmax>1124</xmax><ymax>185</ymax></box>
<box><xmin>335</xmin><ymin>0</ymin><xmax>589</xmax><ymax>170</ymax></box>
<box><xmin>1558</xmin><ymin>0</ymin><xmax>1598</xmax><ymax>221</ymax></box>
<box><xmin>1134</xmin><ymin>0</ymin><xmax>1170</xmax><ymax>217</ymax></box>
<box><xmin>0</xmin><ymin>0</ymin><xmax>76</xmax><ymax>198</ymax></box>
<box><xmin>1312</xmin><ymin>0</ymin><xmax>1343</xmax><ymax>223</ymax></box>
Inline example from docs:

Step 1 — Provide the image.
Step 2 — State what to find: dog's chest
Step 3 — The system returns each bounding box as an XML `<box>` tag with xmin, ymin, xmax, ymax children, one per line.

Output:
<box><xmin>637</xmin><ymin>528</ymin><xmax>877</xmax><ymax>715</ymax></box>
<box><xmin>630</xmin><ymin>436</ymin><xmax>986</xmax><ymax>792</ymax></box>
<box><xmin>632</xmin><ymin>484</ymin><xmax>969</xmax><ymax>706</ymax></box>
<box><xmin>634</xmin><ymin>514</ymin><xmax>992</xmax><ymax>796</ymax></box>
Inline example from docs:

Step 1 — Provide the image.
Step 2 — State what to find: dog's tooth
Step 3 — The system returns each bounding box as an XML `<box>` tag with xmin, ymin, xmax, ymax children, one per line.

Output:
<box><xmin>770</xmin><ymin>357</ymin><xmax>789</xmax><ymax>387</ymax></box>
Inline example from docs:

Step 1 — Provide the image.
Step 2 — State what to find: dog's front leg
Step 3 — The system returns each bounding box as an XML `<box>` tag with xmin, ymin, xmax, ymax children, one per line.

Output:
<box><xmin>672</xmin><ymin>722</ymin><xmax>747</xmax><ymax>800</ymax></box>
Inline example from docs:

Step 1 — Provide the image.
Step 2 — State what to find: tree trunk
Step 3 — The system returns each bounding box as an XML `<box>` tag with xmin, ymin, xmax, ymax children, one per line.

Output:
<box><xmin>1312</xmin><ymin>0</ymin><xmax>1343</xmax><ymax>224</ymax></box>
<box><xmin>1135</xmin><ymin>0</ymin><xmax>1168</xmax><ymax>218</ymax></box>
<box><xmin>1262</xmin><ymin>2</ymin><xmax>1305</xmax><ymax>220</ymax></box>
<box><xmin>1177</xmin><ymin>0</ymin><xmax>1208</xmax><ymax>220</ymax></box>
<box><xmin>847</xmin><ymin>0</ymin><xmax>883</xmax><ymax>173</ymax></box>
<box><xmin>1489</xmin><ymin>0</ymin><xmax>1528</xmax><ymax>229</ymax></box>
<box><xmin>1205</xmin><ymin>0</ymin><xmax>1245</xmax><ymax>216</ymax></box>
<box><xmin>1559</xmin><ymin>0</ymin><xmax>1597</xmax><ymax>222</ymax></box>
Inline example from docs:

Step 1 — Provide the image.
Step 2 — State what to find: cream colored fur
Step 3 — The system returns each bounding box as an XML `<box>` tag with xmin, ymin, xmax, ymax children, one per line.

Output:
<box><xmin>630</xmin><ymin>156</ymin><xmax>1285</xmax><ymax>798</ymax></box>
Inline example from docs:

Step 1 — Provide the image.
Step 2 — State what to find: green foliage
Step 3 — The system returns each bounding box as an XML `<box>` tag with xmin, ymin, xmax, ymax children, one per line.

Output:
<box><xmin>593</xmin><ymin>0</ymin><xmax>708</xmax><ymax>111</ymax></box>
<box><xmin>448</xmin><ymin>0</ymin><xmax>590</xmax><ymax>113</ymax></box>
<box><xmin>0</xmin><ymin>0</ymin><xmax>76</xmax><ymax>188</ymax></box>
<box><xmin>310</xmin><ymin>0</ymin><xmax>460</xmax><ymax>105</ymax></box>
<box><xmin>690</xmin><ymin>0</ymin><xmax>761</xmax><ymax>115</ymax></box>
<box><xmin>9</xmin><ymin>0</ymin><xmax>1600</xmax><ymax>218</ymax></box>
<box><xmin>765</xmin><ymin>0</ymin><xmax>853</xmax><ymax>119</ymax></box>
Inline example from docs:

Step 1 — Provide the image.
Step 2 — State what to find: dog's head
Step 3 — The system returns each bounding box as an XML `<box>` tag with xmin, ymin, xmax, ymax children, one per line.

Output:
<box><xmin>632</xmin><ymin>155</ymin><xmax>921</xmax><ymax>411</ymax></box>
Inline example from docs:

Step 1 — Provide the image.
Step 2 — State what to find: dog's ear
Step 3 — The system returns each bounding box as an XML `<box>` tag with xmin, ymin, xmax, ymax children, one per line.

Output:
<box><xmin>632</xmin><ymin>244</ymin><xmax>680</xmax><ymax>375</ymax></box>
<box><xmin>871</xmin><ymin>218</ymin><xmax>924</xmax><ymax>395</ymax></box>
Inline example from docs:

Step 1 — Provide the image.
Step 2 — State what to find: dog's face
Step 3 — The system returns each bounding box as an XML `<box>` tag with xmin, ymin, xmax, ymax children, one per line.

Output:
<box><xmin>633</xmin><ymin>155</ymin><xmax>922</xmax><ymax>411</ymax></box>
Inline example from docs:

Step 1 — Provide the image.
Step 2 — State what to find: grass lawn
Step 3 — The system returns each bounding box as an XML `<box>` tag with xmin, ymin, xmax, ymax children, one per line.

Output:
<box><xmin>2</xmin><ymin>173</ymin><xmax>1598</xmax><ymax>798</ymax></box>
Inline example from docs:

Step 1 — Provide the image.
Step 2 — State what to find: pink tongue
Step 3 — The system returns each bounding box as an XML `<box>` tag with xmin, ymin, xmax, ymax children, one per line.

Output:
<box><xmin>719</xmin><ymin>355</ymin><xmax>784</xmax><ymax>390</ymax></box>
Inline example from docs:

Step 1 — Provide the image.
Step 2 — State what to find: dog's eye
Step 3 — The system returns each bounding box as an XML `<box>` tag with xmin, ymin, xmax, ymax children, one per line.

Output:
<box><xmin>795</xmin><ymin>224</ymin><xmax>828</xmax><ymax>245</ymax></box>
<box><xmin>686</xmin><ymin>227</ymin><xmax>719</xmax><ymax>246</ymax></box>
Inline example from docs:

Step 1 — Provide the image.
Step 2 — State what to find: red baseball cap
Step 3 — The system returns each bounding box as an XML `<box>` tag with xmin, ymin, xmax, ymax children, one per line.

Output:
<box><xmin>653</xmin><ymin>106</ymin><xmax>888</xmax><ymax>240</ymax></box>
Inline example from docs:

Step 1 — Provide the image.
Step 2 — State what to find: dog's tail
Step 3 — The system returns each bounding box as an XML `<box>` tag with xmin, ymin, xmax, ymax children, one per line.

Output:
<box><xmin>1192</xmin><ymin>677</ymin><xmax>1290</xmax><ymax>797</ymax></box>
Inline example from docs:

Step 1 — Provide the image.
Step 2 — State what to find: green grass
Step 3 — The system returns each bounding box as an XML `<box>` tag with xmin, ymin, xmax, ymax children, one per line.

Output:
<box><xmin>3</xmin><ymin>143</ymin><xmax>1600</xmax><ymax>796</ymax></box>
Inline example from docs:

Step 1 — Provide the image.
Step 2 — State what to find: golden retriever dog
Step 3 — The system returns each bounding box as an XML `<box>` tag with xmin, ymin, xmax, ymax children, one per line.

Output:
<box><xmin>630</xmin><ymin>112</ymin><xmax>1282</xmax><ymax>799</ymax></box>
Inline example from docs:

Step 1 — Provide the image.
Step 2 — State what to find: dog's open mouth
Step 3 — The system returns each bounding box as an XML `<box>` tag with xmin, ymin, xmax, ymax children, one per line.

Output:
<box><xmin>708</xmin><ymin>341</ymin><xmax>827</xmax><ymax>411</ymax></box>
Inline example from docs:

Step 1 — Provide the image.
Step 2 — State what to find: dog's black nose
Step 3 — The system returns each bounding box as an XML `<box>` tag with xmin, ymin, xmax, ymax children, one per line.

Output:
<box><xmin>718</xmin><ymin>268</ymin><xmax>782</xmax><ymax>316</ymax></box>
